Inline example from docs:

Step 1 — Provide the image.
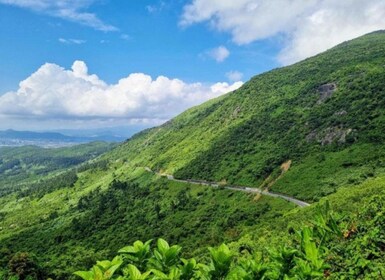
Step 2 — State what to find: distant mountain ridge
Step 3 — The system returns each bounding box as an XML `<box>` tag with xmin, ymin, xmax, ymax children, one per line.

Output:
<box><xmin>0</xmin><ymin>129</ymin><xmax>126</xmax><ymax>147</ymax></box>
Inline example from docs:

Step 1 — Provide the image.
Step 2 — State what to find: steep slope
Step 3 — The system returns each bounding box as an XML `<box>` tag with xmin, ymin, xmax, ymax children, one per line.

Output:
<box><xmin>110</xmin><ymin>30</ymin><xmax>385</xmax><ymax>201</ymax></box>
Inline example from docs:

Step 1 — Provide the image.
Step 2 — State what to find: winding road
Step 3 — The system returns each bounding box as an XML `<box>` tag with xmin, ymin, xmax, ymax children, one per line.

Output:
<box><xmin>144</xmin><ymin>167</ymin><xmax>310</xmax><ymax>207</ymax></box>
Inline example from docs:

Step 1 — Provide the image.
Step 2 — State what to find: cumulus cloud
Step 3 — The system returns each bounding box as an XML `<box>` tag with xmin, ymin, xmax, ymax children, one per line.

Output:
<box><xmin>207</xmin><ymin>46</ymin><xmax>230</xmax><ymax>62</ymax></box>
<box><xmin>181</xmin><ymin>0</ymin><xmax>385</xmax><ymax>64</ymax></box>
<box><xmin>0</xmin><ymin>61</ymin><xmax>243</xmax><ymax>125</ymax></box>
<box><xmin>0</xmin><ymin>0</ymin><xmax>117</xmax><ymax>31</ymax></box>
<box><xmin>226</xmin><ymin>71</ymin><xmax>243</xmax><ymax>82</ymax></box>
<box><xmin>278</xmin><ymin>1</ymin><xmax>385</xmax><ymax>65</ymax></box>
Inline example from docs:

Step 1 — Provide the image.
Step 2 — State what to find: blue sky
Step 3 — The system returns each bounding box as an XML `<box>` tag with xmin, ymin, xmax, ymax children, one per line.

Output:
<box><xmin>0</xmin><ymin>1</ymin><xmax>278</xmax><ymax>92</ymax></box>
<box><xmin>0</xmin><ymin>0</ymin><xmax>384</xmax><ymax>134</ymax></box>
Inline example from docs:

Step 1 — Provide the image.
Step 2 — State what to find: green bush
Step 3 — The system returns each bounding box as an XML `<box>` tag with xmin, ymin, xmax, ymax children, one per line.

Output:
<box><xmin>74</xmin><ymin>198</ymin><xmax>385</xmax><ymax>279</ymax></box>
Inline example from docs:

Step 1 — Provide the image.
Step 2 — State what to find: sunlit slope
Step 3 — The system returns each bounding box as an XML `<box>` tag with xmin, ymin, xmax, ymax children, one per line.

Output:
<box><xmin>0</xmin><ymin>161</ymin><xmax>295</xmax><ymax>278</ymax></box>
<box><xmin>0</xmin><ymin>142</ymin><xmax>115</xmax><ymax>197</ymax></box>
<box><xmin>108</xmin><ymin>31</ymin><xmax>385</xmax><ymax>201</ymax></box>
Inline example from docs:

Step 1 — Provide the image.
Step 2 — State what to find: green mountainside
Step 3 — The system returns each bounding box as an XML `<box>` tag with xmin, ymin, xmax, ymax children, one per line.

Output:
<box><xmin>0</xmin><ymin>142</ymin><xmax>116</xmax><ymax>197</ymax></box>
<box><xmin>110</xmin><ymin>30</ymin><xmax>385</xmax><ymax>202</ymax></box>
<box><xmin>1</xmin><ymin>31</ymin><xmax>385</xmax><ymax>279</ymax></box>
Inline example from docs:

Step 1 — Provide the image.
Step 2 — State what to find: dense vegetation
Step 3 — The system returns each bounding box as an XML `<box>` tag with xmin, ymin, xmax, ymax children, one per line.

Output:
<box><xmin>1</xmin><ymin>31</ymin><xmax>385</xmax><ymax>279</ymax></box>
<box><xmin>71</xmin><ymin>197</ymin><xmax>385</xmax><ymax>279</ymax></box>
<box><xmin>3</xmin><ymin>189</ymin><xmax>385</xmax><ymax>279</ymax></box>
<box><xmin>0</xmin><ymin>167</ymin><xmax>295</xmax><ymax>279</ymax></box>
<box><xmin>0</xmin><ymin>142</ymin><xmax>115</xmax><ymax>197</ymax></box>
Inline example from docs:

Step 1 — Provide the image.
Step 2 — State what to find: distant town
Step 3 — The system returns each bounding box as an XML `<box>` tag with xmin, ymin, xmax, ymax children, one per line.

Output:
<box><xmin>0</xmin><ymin>138</ymin><xmax>79</xmax><ymax>148</ymax></box>
<box><xmin>0</xmin><ymin>129</ymin><xmax>126</xmax><ymax>148</ymax></box>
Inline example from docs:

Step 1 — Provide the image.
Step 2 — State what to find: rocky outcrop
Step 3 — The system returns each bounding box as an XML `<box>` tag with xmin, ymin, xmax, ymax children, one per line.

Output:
<box><xmin>306</xmin><ymin>126</ymin><xmax>353</xmax><ymax>145</ymax></box>
<box><xmin>317</xmin><ymin>83</ymin><xmax>337</xmax><ymax>104</ymax></box>
<box><xmin>232</xmin><ymin>106</ymin><xmax>241</xmax><ymax>118</ymax></box>
<box><xmin>334</xmin><ymin>110</ymin><xmax>347</xmax><ymax>116</ymax></box>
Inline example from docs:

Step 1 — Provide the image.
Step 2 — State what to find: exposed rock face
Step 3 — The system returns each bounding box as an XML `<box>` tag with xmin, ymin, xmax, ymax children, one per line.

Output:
<box><xmin>334</xmin><ymin>110</ymin><xmax>347</xmax><ymax>116</ymax></box>
<box><xmin>232</xmin><ymin>106</ymin><xmax>241</xmax><ymax>118</ymax></box>
<box><xmin>306</xmin><ymin>126</ymin><xmax>353</xmax><ymax>145</ymax></box>
<box><xmin>317</xmin><ymin>83</ymin><xmax>337</xmax><ymax>104</ymax></box>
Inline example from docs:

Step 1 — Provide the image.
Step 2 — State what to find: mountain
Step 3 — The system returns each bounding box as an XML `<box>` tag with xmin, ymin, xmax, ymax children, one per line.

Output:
<box><xmin>110</xmin><ymin>30</ymin><xmax>385</xmax><ymax>202</ymax></box>
<box><xmin>56</xmin><ymin>125</ymin><xmax>151</xmax><ymax>140</ymax></box>
<box><xmin>1</xmin><ymin>31</ymin><xmax>385</xmax><ymax>279</ymax></box>
<box><xmin>0</xmin><ymin>129</ymin><xmax>126</xmax><ymax>147</ymax></box>
<box><xmin>0</xmin><ymin>130</ymin><xmax>73</xmax><ymax>140</ymax></box>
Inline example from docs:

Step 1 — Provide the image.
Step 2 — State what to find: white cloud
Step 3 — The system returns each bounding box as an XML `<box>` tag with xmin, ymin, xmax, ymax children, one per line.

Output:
<box><xmin>181</xmin><ymin>0</ymin><xmax>385</xmax><ymax>64</ymax></box>
<box><xmin>207</xmin><ymin>46</ymin><xmax>230</xmax><ymax>62</ymax></box>
<box><xmin>226</xmin><ymin>71</ymin><xmax>243</xmax><ymax>82</ymax></box>
<box><xmin>278</xmin><ymin>1</ymin><xmax>385</xmax><ymax>65</ymax></box>
<box><xmin>0</xmin><ymin>61</ymin><xmax>243</xmax><ymax>127</ymax></box>
<box><xmin>0</xmin><ymin>0</ymin><xmax>117</xmax><ymax>31</ymax></box>
<box><xmin>210</xmin><ymin>81</ymin><xmax>243</xmax><ymax>94</ymax></box>
<box><xmin>58</xmin><ymin>38</ymin><xmax>86</xmax><ymax>44</ymax></box>
<box><xmin>146</xmin><ymin>1</ymin><xmax>166</xmax><ymax>14</ymax></box>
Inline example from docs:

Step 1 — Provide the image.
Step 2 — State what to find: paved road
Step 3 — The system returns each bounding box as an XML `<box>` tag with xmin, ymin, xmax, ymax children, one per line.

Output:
<box><xmin>145</xmin><ymin>167</ymin><xmax>310</xmax><ymax>208</ymax></box>
<box><xmin>227</xmin><ymin>186</ymin><xmax>310</xmax><ymax>207</ymax></box>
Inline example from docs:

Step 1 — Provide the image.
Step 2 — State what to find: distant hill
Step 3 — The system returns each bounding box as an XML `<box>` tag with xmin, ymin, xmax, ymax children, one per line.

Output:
<box><xmin>0</xmin><ymin>142</ymin><xmax>116</xmax><ymax>197</ymax></box>
<box><xmin>0</xmin><ymin>129</ymin><xmax>126</xmax><ymax>147</ymax></box>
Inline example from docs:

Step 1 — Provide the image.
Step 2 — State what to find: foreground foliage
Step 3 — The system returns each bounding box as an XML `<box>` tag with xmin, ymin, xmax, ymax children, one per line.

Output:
<box><xmin>0</xmin><ymin>176</ymin><xmax>293</xmax><ymax>279</ymax></box>
<box><xmin>72</xmin><ymin>198</ymin><xmax>385</xmax><ymax>279</ymax></box>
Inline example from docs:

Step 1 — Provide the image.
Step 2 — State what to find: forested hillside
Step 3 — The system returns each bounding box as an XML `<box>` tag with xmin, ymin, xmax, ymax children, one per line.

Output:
<box><xmin>1</xmin><ymin>31</ymin><xmax>385</xmax><ymax>279</ymax></box>
<box><xmin>110</xmin><ymin>30</ymin><xmax>385</xmax><ymax>202</ymax></box>
<box><xmin>0</xmin><ymin>142</ymin><xmax>115</xmax><ymax>197</ymax></box>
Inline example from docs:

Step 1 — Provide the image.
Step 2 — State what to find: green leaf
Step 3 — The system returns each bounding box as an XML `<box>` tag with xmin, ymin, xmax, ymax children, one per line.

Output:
<box><xmin>74</xmin><ymin>271</ymin><xmax>94</xmax><ymax>280</ymax></box>
<box><xmin>119</xmin><ymin>245</ymin><xmax>137</xmax><ymax>254</ymax></box>
<box><xmin>157</xmin><ymin>238</ymin><xmax>170</xmax><ymax>253</ymax></box>
<box><xmin>127</xmin><ymin>264</ymin><xmax>142</xmax><ymax>279</ymax></box>
<box><xmin>150</xmin><ymin>269</ymin><xmax>168</xmax><ymax>278</ymax></box>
